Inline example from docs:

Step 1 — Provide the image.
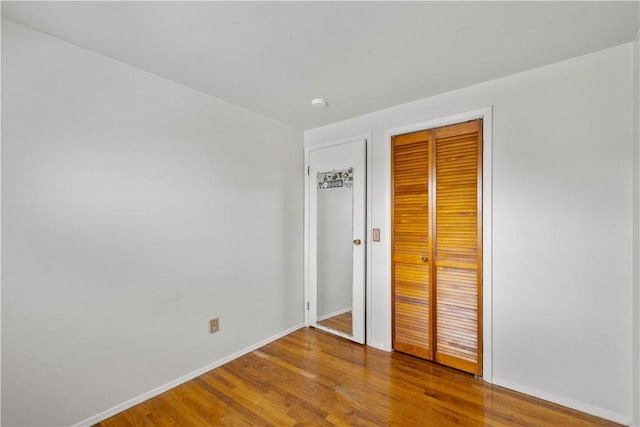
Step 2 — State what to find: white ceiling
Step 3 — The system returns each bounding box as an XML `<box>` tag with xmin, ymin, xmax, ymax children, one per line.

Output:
<box><xmin>2</xmin><ymin>1</ymin><xmax>639</xmax><ymax>130</ymax></box>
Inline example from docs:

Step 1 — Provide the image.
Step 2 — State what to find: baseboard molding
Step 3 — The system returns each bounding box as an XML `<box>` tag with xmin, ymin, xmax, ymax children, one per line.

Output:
<box><xmin>491</xmin><ymin>377</ymin><xmax>631</xmax><ymax>426</ymax></box>
<box><xmin>73</xmin><ymin>323</ymin><xmax>305</xmax><ymax>427</ymax></box>
<box><xmin>317</xmin><ymin>307</ymin><xmax>351</xmax><ymax>321</ymax></box>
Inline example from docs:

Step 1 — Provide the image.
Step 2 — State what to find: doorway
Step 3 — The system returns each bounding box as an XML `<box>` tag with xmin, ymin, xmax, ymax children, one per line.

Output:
<box><xmin>307</xmin><ymin>139</ymin><xmax>366</xmax><ymax>344</ymax></box>
<box><xmin>391</xmin><ymin>120</ymin><xmax>483</xmax><ymax>375</ymax></box>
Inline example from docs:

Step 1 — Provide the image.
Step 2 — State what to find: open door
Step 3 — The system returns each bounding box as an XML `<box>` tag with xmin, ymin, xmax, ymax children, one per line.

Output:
<box><xmin>308</xmin><ymin>139</ymin><xmax>366</xmax><ymax>344</ymax></box>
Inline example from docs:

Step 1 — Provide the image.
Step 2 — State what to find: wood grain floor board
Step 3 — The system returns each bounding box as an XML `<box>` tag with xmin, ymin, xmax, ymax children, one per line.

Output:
<box><xmin>95</xmin><ymin>327</ymin><xmax>619</xmax><ymax>427</ymax></box>
<box><xmin>317</xmin><ymin>312</ymin><xmax>352</xmax><ymax>335</ymax></box>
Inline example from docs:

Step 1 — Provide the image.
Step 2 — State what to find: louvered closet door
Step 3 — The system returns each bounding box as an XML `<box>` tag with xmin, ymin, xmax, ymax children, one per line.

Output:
<box><xmin>433</xmin><ymin>120</ymin><xmax>482</xmax><ymax>375</ymax></box>
<box><xmin>392</xmin><ymin>131</ymin><xmax>433</xmax><ymax>359</ymax></box>
<box><xmin>391</xmin><ymin>120</ymin><xmax>482</xmax><ymax>376</ymax></box>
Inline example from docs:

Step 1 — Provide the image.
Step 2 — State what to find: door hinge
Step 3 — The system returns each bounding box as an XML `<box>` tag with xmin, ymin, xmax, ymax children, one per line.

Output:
<box><xmin>307</xmin><ymin>301</ymin><xmax>310</xmax><ymax>310</ymax></box>
<box><xmin>307</xmin><ymin>166</ymin><xmax>310</xmax><ymax>175</ymax></box>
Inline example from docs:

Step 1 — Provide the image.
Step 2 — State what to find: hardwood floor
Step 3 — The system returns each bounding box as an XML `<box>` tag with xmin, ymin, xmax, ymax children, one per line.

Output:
<box><xmin>317</xmin><ymin>311</ymin><xmax>352</xmax><ymax>336</ymax></box>
<box><xmin>96</xmin><ymin>327</ymin><xmax>619</xmax><ymax>426</ymax></box>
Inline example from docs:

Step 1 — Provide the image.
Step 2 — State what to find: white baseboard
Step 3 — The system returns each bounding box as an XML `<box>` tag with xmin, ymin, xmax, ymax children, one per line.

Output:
<box><xmin>73</xmin><ymin>323</ymin><xmax>305</xmax><ymax>427</ymax></box>
<box><xmin>317</xmin><ymin>307</ymin><xmax>351</xmax><ymax>321</ymax></box>
<box><xmin>491</xmin><ymin>377</ymin><xmax>631</xmax><ymax>426</ymax></box>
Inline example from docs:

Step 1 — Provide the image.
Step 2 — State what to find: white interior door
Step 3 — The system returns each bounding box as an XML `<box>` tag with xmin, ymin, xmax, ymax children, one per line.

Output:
<box><xmin>308</xmin><ymin>139</ymin><xmax>366</xmax><ymax>344</ymax></box>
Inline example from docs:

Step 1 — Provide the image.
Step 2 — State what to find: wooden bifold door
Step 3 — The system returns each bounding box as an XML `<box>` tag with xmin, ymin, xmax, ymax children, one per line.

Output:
<box><xmin>392</xmin><ymin>120</ymin><xmax>482</xmax><ymax>375</ymax></box>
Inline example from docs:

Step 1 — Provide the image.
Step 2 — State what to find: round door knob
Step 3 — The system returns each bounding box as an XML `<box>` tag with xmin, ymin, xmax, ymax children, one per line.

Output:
<box><xmin>421</xmin><ymin>256</ymin><xmax>428</xmax><ymax>262</ymax></box>
<box><xmin>353</xmin><ymin>239</ymin><xmax>362</xmax><ymax>246</ymax></box>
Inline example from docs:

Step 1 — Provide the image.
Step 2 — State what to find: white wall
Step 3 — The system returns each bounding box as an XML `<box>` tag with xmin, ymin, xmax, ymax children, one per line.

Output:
<box><xmin>1</xmin><ymin>20</ymin><xmax>303</xmax><ymax>426</ymax></box>
<box><xmin>306</xmin><ymin>44</ymin><xmax>634</xmax><ymax>423</ymax></box>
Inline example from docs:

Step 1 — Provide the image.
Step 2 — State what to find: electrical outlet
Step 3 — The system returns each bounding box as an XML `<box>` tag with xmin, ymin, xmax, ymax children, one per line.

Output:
<box><xmin>209</xmin><ymin>317</ymin><xmax>220</xmax><ymax>333</ymax></box>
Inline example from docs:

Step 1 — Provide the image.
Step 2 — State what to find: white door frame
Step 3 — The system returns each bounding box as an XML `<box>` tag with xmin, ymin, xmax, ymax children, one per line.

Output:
<box><xmin>304</xmin><ymin>136</ymin><xmax>370</xmax><ymax>344</ymax></box>
<box><xmin>384</xmin><ymin>107</ymin><xmax>494</xmax><ymax>381</ymax></box>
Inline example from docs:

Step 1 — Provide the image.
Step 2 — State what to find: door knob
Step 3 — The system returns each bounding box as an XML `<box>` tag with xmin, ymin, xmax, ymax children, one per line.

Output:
<box><xmin>421</xmin><ymin>256</ymin><xmax>428</xmax><ymax>262</ymax></box>
<box><xmin>353</xmin><ymin>239</ymin><xmax>362</xmax><ymax>246</ymax></box>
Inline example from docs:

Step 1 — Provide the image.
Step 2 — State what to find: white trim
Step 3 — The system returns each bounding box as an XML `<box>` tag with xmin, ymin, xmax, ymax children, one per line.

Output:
<box><xmin>492</xmin><ymin>377</ymin><xmax>630</xmax><ymax>426</ymax></box>
<box><xmin>304</xmin><ymin>148</ymin><xmax>310</xmax><ymax>327</ymax></box>
<box><xmin>383</xmin><ymin>107</ymin><xmax>494</xmax><ymax>381</ymax></box>
<box><xmin>73</xmin><ymin>323</ymin><xmax>305</xmax><ymax>427</ymax></box>
<box><xmin>317</xmin><ymin>306</ymin><xmax>352</xmax><ymax>322</ymax></box>
<box><xmin>633</xmin><ymin>26</ymin><xmax>640</xmax><ymax>427</ymax></box>
<box><xmin>0</xmin><ymin>17</ymin><xmax>3</xmax><ymax>423</ymax></box>
<box><xmin>365</xmin><ymin>132</ymin><xmax>373</xmax><ymax>346</ymax></box>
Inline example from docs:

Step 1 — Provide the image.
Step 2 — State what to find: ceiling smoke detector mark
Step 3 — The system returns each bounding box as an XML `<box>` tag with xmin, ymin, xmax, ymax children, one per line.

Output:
<box><xmin>311</xmin><ymin>98</ymin><xmax>329</xmax><ymax>109</ymax></box>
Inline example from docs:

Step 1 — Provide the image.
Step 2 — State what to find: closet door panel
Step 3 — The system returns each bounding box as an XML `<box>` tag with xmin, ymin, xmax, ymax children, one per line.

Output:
<box><xmin>394</xmin><ymin>263</ymin><xmax>430</xmax><ymax>358</ymax></box>
<box><xmin>392</xmin><ymin>132</ymin><xmax>433</xmax><ymax>360</ymax></box>
<box><xmin>433</xmin><ymin>120</ymin><xmax>482</xmax><ymax>375</ymax></box>
<box><xmin>435</xmin><ymin>264</ymin><xmax>478</xmax><ymax>373</ymax></box>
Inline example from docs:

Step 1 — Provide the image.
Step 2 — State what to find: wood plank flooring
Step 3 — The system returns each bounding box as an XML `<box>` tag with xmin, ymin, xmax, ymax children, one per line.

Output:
<box><xmin>317</xmin><ymin>311</ymin><xmax>352</xmax><ymax>336</ymax></box>
<box><xmin>95</xmin><ymin>327</ymin><xmax>620</xmax><ymax>426</ymax></box>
